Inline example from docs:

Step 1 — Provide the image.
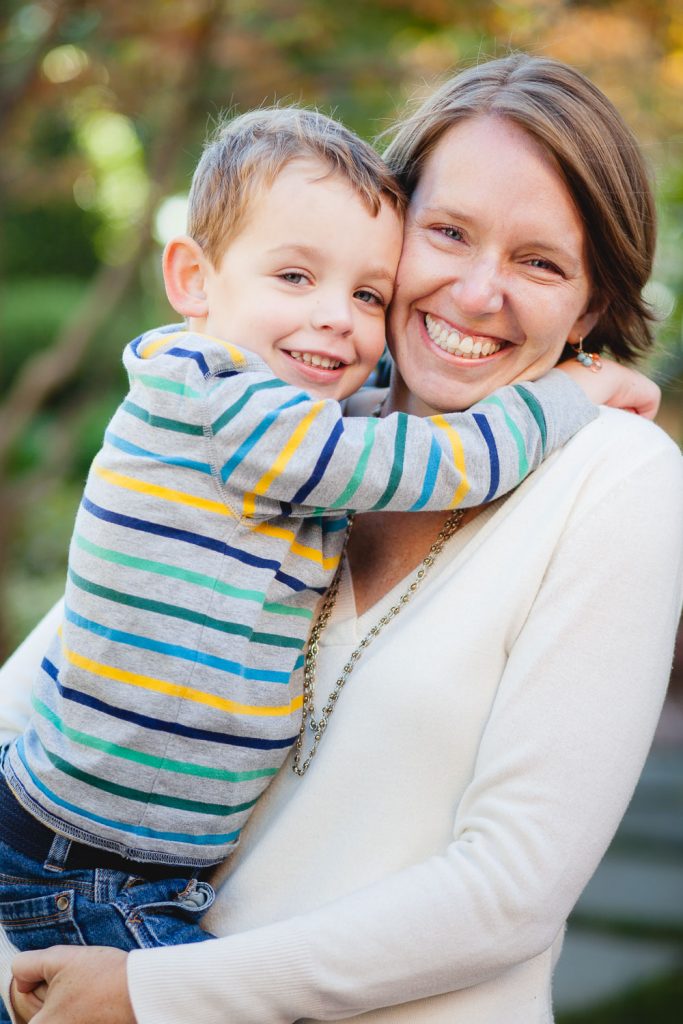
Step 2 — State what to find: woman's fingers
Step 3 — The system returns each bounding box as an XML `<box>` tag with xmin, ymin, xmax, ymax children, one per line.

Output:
<box><xmin>12</xmin><ymin>946</ymin><xmax>134</xmax><ymax>1024</ymax></box>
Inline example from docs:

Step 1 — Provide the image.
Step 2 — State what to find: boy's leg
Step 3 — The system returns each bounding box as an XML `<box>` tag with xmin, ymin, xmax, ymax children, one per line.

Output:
<box><xmin>0</xmin><ymin>835</ymin><xmax>215</xmax><ymax>1020</ymax></box>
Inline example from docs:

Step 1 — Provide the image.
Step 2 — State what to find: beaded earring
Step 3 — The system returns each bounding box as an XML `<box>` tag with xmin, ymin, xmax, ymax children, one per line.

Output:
<box><xmin>571</xmin><ymin>335</ymin><xmax>602</xmax><ymax>373</ymax></box>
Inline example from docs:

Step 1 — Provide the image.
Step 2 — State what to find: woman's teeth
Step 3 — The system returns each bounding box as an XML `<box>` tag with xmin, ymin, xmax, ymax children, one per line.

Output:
<box><xmin>424</xmin><ymin>314</ymin><xmax>502</xmax><ymax>358</ymax></box>
<box><xmin>289</xmin><ymin>351</ymin><xmax>342</xmax><ymax>370</ymax></box>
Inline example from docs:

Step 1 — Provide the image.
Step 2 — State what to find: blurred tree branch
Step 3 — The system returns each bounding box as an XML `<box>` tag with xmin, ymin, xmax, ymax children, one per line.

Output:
<box><xmin>0</xmin><ymin>0</ymin><xmax>220</xmax><ymax>476</ymax></box>
<box><xmin>0</xmin><ymin>0</ymin><xmax>221</xmax><ymax>655</ymax></box>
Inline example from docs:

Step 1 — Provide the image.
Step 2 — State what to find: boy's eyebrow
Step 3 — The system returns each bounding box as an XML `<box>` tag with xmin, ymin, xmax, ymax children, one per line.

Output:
<box><xmin>267</xmin><ymin>243</ymin><xmax>396</xmax><ymax>284</ymax></box>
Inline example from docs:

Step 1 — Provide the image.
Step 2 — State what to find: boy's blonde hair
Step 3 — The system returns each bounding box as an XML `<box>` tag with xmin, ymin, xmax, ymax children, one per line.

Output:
<box><xmin>188</xmin><ymin>107</ymin><xmax>406</xmax><ymax>267</ymax></box>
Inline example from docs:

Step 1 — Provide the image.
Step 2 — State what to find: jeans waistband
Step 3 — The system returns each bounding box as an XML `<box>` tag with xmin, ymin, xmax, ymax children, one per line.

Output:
<box><xmin>0</xmin><ymin>771</ymin><xmax>208</xmax><ymax>880</ymax></box>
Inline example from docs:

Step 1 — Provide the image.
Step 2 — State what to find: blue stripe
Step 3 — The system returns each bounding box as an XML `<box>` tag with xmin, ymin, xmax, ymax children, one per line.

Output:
<box><xmin>211</xmin><ymin>377</ymin><xmax>287</xmax><ymax>434</ymax></box>
<box><xmin>165</xmin><ymin>346</ymin><xmax>211</xmax><ymax>376</ymax></box>
<box><xmin>41</xmin><ymin>658</ymin><xmax>297</xmax><ymax>749</ymax></box>
<box><xmin>472</xmin><ymin>412</ymin><xmax>499</xmax><ymax>502</ymax></box>
<box><xmin>290</xmin><ymin>419</ymin><xmax>345</xmax><ymax>504</ymax></box>
<box><xmin>410</xmin><ymin>435</ymin><xmax>442</xmax><ymax>511</ymax></box>
<box><xmin>80</xmin><ymin>496</ymin><xmax>309</xmax><ymax>592</ymax></box>
<box><xmin>15</xmin><ymin>738</ymin><xmax>240</xmax><ymax>847</ymax></box>
<box><xmin>323</xmin><ymin>515</ymin><xmax>349</xmax><ymax>534</ymax></box>
<box><xmin>104</xmin><ymin>430</ymin><xmax>212</xmax><ymax>475</ymax></box>
<box><xmin>219</xmin><ymin>393</ymin><xmax>310</xmax><ymax>483</ymax></box>
<box><xmin>65</xmin><ymin>606</ymin><xmax>292</xmax><ymax>684</ymax></box>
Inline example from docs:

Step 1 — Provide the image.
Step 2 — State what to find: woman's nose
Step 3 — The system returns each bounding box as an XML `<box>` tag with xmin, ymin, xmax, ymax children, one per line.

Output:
<box><xmin>310</xmin><ymin>294</ymin><xmax>354</xmax><ymax>335</ymax></box>
<box><xmin>451</xmin><ymin>258</ymin><xmax>504</xmax><ymax>316</ymax></box>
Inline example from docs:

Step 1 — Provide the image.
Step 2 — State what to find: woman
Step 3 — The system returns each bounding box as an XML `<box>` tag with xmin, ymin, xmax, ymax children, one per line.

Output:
<box><xmin>3</xmin><ymin>53</ymin><xmax>682</xmax><ymax>1024</ymax></box>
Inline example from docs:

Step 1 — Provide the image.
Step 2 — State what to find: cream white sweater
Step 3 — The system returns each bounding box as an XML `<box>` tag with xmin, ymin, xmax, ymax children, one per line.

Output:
<box><xmin>1</xmin><ymin>408</ymin><xmax>682</xmax><ymax>1024</ymax></box>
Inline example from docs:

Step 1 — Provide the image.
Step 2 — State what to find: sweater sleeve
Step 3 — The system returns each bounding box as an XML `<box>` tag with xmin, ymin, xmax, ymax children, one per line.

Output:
<box><xmin>127</xmin><ymin>429</ymin><xmax>683</xmax><ymax>1023</ymax></box>
<box><xmin>208</xmin><ymin>368</ymin><xmax>595</xmax><ymax>516</ymax></box>
<box><xmin>0</xmin><ymin>601</ymin><xmax>63</xmax><ymax>747</ymax></box>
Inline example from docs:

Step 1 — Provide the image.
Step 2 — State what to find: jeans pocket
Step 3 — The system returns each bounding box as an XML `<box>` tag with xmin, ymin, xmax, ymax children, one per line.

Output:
<box><xmin>121</xmin><ymin>876</ymin><xmax>216</xmax><ymax>948</ymax></box>
<box><xmin>0</xmin><ymin>888</ymin><xmax>85</xmax><ymax>950</ymax></box>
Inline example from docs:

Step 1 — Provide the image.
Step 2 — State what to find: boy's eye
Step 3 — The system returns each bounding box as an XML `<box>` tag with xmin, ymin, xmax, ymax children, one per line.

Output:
<box><xmin>354</xmin><ymin>289</ymin><xmax>384</xmax><ymax>306</ymax></box>
<box><xmin>280</xmin><ymin>271</ymin><xmax>309</xmax><ymax>285</ymax></box>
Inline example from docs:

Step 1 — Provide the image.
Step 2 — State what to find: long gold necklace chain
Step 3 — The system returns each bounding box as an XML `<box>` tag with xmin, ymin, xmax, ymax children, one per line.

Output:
<box><xmin>292</xmin><ymin>507</ymin><xmax>467</xmax><ymax>776</ymax></box>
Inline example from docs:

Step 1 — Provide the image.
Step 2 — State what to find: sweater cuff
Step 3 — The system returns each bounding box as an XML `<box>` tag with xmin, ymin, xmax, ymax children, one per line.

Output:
<box><xmin>0</xmin><ymin>928</ymin><xmax>20</xmax><ymax>1024</ymax></box>
<box><xmin>128</xmin><ymin>920</ymin><xmax>319</xmax><ymax>1024</ymax></box>
<box><xmin>522</xmin><ymin>368</ymin><xmax>597</xmax><ymax>451</ymax></box>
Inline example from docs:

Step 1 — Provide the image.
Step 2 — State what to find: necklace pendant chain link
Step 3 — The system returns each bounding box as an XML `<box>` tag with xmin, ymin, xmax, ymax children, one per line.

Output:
<box><xmin>292</xmin><ymin>508</ymin><xmax>466</xmax><ymax>776</ymax></box>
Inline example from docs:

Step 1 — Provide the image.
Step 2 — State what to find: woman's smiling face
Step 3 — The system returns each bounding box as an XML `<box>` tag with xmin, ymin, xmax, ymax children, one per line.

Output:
<box><xmin>387</xmin><ymin>115</ymin><xmax>601</xmax><ymax>415</ymax></box>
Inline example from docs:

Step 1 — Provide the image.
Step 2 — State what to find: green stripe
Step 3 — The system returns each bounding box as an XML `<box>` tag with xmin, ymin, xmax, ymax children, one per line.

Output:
<box><xmin>33</xmin><ymin>697</ymin><xmax>277</xmax><ymax>782</ymax></box>
<box><xmin>68</xmin><ymin>567</ymin><xmax>304</xmax><ymax>650</ymax></box>
<box><xmin>122</xmin><ymin>399</ymin><xmax>204</xmax><ymax>435</ymax></box>
<box><xmin>134</xmin><ymin>373</ymin><xmax>203</xmax><ymax>399</ymax></box>
<box><xmin>42</xmin><ymin>745</ymin><xmax>259</xmax><ymax>816</ymax></box>
<box><xmin>74</xmin><ymin>532</ymin><xmax>311</xmax><ymax>619</ymax></box>
<box><xmin>371</xmin><ymin>413</ymin><xmax>408</xmax><ymax>509</ymax></box>
<box><xmin>330</xmin><ymin>417</ymin><xmax>379</xmax><ymax>509</ymax></box>
<box><xmin>211</xmin><ymin>378</ymin><xmax>286</xmax><ymax>436</ymax></box>
<box><xmin>481</xmin><ymin>394</ymin><xmax>529</xmax><ymax>478</ymax></box>
<box><xmin>513</xmin><ymin>384</ymin><xmax>547</xmax><ymax>454</ymax></box>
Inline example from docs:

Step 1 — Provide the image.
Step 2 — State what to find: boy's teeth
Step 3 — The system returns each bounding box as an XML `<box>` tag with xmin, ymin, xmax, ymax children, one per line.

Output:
<box><xmin>289</xmin><ymin>351</ymin><xmax>342</xmax><ymax>369</ymax></box>
<box><xmin>424</xmin><ymin>314</ymin><xmax>501</xmax><ymax>358</ymax></box>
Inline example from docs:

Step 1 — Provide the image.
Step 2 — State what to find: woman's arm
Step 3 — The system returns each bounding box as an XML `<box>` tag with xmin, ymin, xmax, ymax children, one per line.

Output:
<box><xmin>130</xmin><ymin>427</ymin><xmax>683</xmax><ymax>1024</ymax></box>
<box><xmin>0</xmin><ymin>601</ymin><xmax>63</xmax><ymax>746</ymax></box>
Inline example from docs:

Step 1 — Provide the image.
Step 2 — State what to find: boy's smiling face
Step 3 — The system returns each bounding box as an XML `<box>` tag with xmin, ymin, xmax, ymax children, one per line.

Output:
<box><xmin>190</xmin><ymin>158</ymin><xmax>403</xmax><ymax>400</ymax></box>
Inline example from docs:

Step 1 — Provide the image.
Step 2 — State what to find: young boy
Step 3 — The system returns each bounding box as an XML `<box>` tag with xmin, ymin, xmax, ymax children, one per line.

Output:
<box><xmin>0</xmin><ymin>108</ymin><xmax>598</xmax><ymax>959</ymax></box>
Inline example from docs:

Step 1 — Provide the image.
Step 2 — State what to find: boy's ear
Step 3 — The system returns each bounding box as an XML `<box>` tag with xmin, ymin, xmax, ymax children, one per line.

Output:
<box><xmin>162</xmin><ymin>236</ymin><xmax>210</xmax><ymax>317</ymax></box>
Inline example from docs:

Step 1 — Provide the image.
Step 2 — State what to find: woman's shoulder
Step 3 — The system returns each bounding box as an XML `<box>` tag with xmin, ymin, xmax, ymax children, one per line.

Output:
<box><xmin>576</xmin><ymin>406</ymin><xmax>681</xmax><ymax>466</ymax></box>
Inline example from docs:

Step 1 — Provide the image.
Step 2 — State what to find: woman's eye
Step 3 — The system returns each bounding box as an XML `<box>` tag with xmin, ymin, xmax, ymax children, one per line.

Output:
<box><xmin>354</xmin><ymin>289</ymin><xmax>384</xmax><ymax>307</ymax></box>
<box><xmin>526</xmin><ymin>257</ymin><xmax>563</xmax><ymax>276</ymax></box>
<box><xmin>437</xmin><ymin>226</ymin><xmax>464</xmax><ymax>241</ymax></box>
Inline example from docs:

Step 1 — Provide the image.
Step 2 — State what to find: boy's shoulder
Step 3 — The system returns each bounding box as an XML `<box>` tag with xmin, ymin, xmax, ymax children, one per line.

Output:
<box><xmin>123</xmin><ymin>325</ymin><xmax>274</xmax><ymax>380</ymax></box>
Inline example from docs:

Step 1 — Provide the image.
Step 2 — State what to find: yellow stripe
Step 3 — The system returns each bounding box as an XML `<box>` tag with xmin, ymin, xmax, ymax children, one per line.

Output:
<box><xmin>139</xmin><ymin>331</ymin><xmax>247</xmax><ymax>367</ymax></box>
<box><xmin>94</xmin><ymin>461</ymin><xmax>233</xmax><ymax>517</ymax></box>
<box><xmin>430</xmin><ymin>415</ymin><xmax>470</xmax><ymax>507</ymax></box>
<box><xmin>63</xmin><ymin>643</ymin><xmax>302</xmax><ymax>718</ymax></box>
<box><xmin>247</xmin><ymin>519</ymin><xmax>340</xmax><ymax>570</ymax></box>
<box><xmin>139</xmin><ymin>332</ymin><xmax>189</xmax><ymax>359</ymax></box>
<box><xmin>243</xmin><ymin>402</ymin><xmax>325</xmax><ymax>517</ymax></box>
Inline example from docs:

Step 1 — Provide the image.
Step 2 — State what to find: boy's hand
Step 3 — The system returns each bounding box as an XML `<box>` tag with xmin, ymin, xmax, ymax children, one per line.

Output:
<box><xmin>12</xmin><ymin>946</ymin><xmax>134</xmax><ymax>1024</ymax></box>
<box><xmin>558</xmin><ymin>359</ymin><xmax>661</xmax><ymax>420</ymax></box>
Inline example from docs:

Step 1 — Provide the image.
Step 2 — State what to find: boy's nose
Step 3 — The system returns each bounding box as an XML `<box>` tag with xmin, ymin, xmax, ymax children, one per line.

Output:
<box><xmin>310</xmin><ymin>295</ymin><xmax>354</xmax><ymax>335</ymax></box>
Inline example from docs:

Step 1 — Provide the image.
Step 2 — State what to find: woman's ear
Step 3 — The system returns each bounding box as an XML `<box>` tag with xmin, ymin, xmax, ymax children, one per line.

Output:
<box><xmin>568</xmin><ymin>303</ymin><xmax>604</xmax><ymax>347</ymax></box>
<box><xmin>162</xmin><ymin>236</ymin><xmax>210</xmax><ymax>318</ymax></box>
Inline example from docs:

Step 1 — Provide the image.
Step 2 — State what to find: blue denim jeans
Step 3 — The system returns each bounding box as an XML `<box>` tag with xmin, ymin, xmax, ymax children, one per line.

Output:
<box><xmin>0</xmin><ymin>811</ymin><xmax>216</xmax><ymax>1022</ymax></box>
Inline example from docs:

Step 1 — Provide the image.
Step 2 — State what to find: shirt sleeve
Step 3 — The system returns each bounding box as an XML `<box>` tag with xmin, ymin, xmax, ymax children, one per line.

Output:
<box><xmin>207</xmin><ymin>368</ymin><xmax>595</xmax><ymax>517</ymax></box>
<box><xmin>127</xmin><ymin>431</ymin><xmax>683</xmax><ymax>1024</ymax></box>
<box><xmin>0</xmin><ymin>601</ymin><xmax>63</xmax><ymax>746</ymax></box>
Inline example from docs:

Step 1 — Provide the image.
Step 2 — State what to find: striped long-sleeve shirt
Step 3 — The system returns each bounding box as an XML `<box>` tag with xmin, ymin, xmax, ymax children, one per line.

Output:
<box><xmin>5</xmin><ymin>325</ymin><xmax>596</xmax><ymax>866</ymax></box>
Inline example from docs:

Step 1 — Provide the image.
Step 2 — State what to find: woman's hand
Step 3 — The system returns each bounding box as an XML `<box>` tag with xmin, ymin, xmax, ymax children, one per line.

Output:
<box><xmin>557</xmin><ymin>358</ymin><xmax>661</xmax><ymax>419</ymax></box>
<box><xmin>12</xmin><ymin>946</ymin><xmax>134</xmax><ymax>1024</ymax></box>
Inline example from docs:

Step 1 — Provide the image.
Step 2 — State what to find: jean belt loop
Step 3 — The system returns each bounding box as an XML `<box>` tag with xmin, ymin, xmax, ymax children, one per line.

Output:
<box><xmin>44</xmin><ymin>833</ymin><xmax>73</xmax><ymax>873</ymax></box>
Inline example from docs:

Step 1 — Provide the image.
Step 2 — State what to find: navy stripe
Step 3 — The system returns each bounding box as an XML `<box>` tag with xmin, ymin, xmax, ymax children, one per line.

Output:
<box><xmin>165</xmin><ymin>346</ymin><xmax>211</xmax><ymax>377</ymax></box>
<box><xmin>80</xmin><ymin>496</ymin><xmax>308</xmax><ymax>591</ymax></box>
<box><xmin>41</xmin><ymin>659</ymin><xmax>296</xmax><ymax>751</ymax></box>
<box><xmin>472</xmin><ymin>412</ymin><xmax>499</xmax><ymax>502</ymax></box>
<box><xmin>290</xmin><ymin>419</ymin><xmax>345</xmax><ymax>505</ymax></box>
